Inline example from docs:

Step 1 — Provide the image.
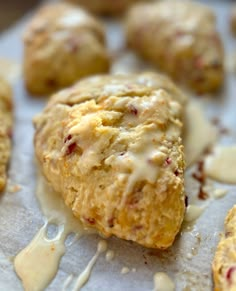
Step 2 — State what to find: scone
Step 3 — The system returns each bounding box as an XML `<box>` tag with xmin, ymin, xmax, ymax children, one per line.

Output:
<box><xmin>126</xmin><ymin>0</ymin><xmax>224</xmax><ymax>93</ymax></box>
<box><xmin>66</xmin><ymin>0</ymin><xmax>146</xmax><ymax>15</ymax></box>
<box><xmin>231</xmin><ymin>6</ymin><xmax>236</xmax><ymax>35</ymax></box>
<box><xmin>34</xmin><ymin>72</ymin><xmax>186</xmax><ymax>249</ymax></box>
<box><xmin>213</xmin><ymin>205</ymin><xmax>236</xmax><ymax>291</ymax></box>
<box><xmin>23</xmin><ymin>3</ymin><xmax>110</xmax><ymax>96</ymax></box>
<box><xmin>0</xmin><ymin>78</ymin><xmax>13</xmax><ymax>191</ymax></box>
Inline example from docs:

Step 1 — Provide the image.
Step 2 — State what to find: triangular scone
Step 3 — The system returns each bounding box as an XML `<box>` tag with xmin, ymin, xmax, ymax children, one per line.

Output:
<box><xmin>126</xmin><ymin>1</ymin><xmax>224</xmax><ymax>93</ymax></box>
<box><xmin>0</xmin><ymin>78</ymin><xmax>13</xmax><ymax>191</ymax></box>
<box><xmin>213</xmin><ymin>205</ymin><xmax>236</xmax><ymax>291</ymax></box>
<box><xmin>34</xmin><ymin>72</ymin><xmax>186</xmax><ymax>249</ymax></box>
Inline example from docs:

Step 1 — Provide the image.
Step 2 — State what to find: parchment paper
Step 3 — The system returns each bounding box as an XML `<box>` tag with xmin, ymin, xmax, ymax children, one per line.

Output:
<box><xmin>0</xmin><ymin>1</ymin><xmax>236</xmax><ymax>290</ymax></box>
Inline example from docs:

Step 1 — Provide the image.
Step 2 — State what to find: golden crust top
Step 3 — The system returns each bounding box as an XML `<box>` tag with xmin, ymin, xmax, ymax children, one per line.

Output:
<box><xmin>34</xmin><ymin>72</ymin><xmax>186</xmax><ymax>249</ymax></box>
<box><xmin>23</xmin><ymin>3</ymin><xmax>110</xmax><ymax>95</ymax></box>
<box><xmin>126</xmin><ymin>0</ymin><xmax>224</xmax><ymax>93</ymax></box>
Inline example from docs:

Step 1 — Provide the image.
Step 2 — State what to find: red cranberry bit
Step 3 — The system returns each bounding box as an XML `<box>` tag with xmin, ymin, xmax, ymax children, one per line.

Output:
<box><xmin>129</xmin><ymin>104</ymin><xmax>138</xmax><ymax>115</ymax></box>
<box><xmin>165</xmin><ymin>157</ymin><xmax>172</xmax><ymax>166</ymax></box>
<box><xmin>64</xmin><ymin>134</ymin><xmax>72</xmax><ymax>143</ymax></box>
<box><xmin>108</xmin><ymin>217</ymin><xmax>114</xmax><ymax>228</ymax></box>
<box><xmin>84</xmin><ymin>217</ymin><xmax>96</xmax><ymax>225</ymax></box>
<box><xmin>174</xmin><ymin>169</ymin><xmax>180</xmax><ymax>176</ymax></box>
<box><xmin>65</xmin><ymin>142</ymin><xmax>77</xmax><ymax>155</ymax></box>
<box><xmin>198</xmin><ymin>186</ymin><xmax>209</xmax><ymax>200</ymax></box>
<box><xmin>133</xmin><ymin>225</ymin><xmax>143</xmax><ymax>231</ymax></box>
<box><xmin>226</xmin><ymin>266</ymin><xmax>236</xmax><ymax>284</ymax></box>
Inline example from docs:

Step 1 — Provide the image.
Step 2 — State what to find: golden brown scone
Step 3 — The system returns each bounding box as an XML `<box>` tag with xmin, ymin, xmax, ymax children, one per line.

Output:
<box><xmin>34</xmin><ymin>72</ymin><xmax>186</xmax><ymax>249</ymax></box>
<box><xmin>23</xmin><ymin>3</ymin><xmax>110</xmax><ymax>96</ymax></box>
<box><xmin>231</xmin><ymin>6</ymin><xmax>236</xmax><ymax>35</ymax></box>
<box><xmin>66</xmin><ymin>0</ymin><xmax>147</xmax><ymax>15</ymax></box>
<box><xmin>213</xmin><ymin>205</ymin><xmax>236</xmax><ymax>291</ymax></box>
<box><xmin>126</xmin><ymin>0</ymin><xmax>224</xmax><ymax>94</ymax></box>
<box><xmin>0</xmin><ymin>77</ymin><xmax>13</xmax><ymax>191</ymax></box>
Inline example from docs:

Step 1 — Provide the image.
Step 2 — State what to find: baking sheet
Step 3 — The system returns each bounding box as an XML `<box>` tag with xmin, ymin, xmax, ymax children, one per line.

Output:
<box><xmin>0</xmin><ymin>1</ymin><xmax>236</xmax><ymax>290</ymax></box>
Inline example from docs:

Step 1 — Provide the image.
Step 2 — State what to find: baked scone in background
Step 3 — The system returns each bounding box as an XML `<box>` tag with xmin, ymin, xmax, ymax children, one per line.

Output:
<box><xmin>0</xmin><ymin>77</ymin><xmax>13</xmax><ymax>191</ymax></box>
<box><xmin>65</xmin><ymin>0</ymin><xmax>147</xmax><ymax>15</ymax></box>
<box><xmin>126</xmin><ymin>0</ymin><xmax>224</xmax><ymax>93</ymax></box>
<box><xmin>213</xmin><ymin>205</ymin><xmax>236</xmax><ymax>291</ymax></box>
<box><xmin>23</xmin><ymin>3</ymin><xmax>110</xmax><ymax>96</ymax></box>
<box><xmin>34</xmin><ymin>72</ymin><xmax>186</xmax><ymax>249</ymax></box>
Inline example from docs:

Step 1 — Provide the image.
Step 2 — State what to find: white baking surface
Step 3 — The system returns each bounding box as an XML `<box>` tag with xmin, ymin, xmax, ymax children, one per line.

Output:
<box><xmin>0</xmin><ymin>1</ymin><xmax>236</xmax><ymax>290</ymax></box>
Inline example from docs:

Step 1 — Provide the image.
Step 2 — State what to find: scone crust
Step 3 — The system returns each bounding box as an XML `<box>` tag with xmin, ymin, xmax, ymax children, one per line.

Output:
<box><xmin>23</xmin><ymin>3</ymin><xmax>110</xmax><ymax>95</ymax></box>
<box><xmin>126</xmin><ymin>0</ymin><xmax>224</xmax><ymax>93</ymax></box>
<box><xmin>0</xmin><ymin>78</ymin><xmax>13</xmax><ymax>191</ymax></box>
<box><xmin>34</xmin><ymin>72</ymin><xmax>186</xmax><ymax>249</ymax></box>
<box><xmin>66</xmin><ymin>0</ymin><xmax>145</xmax><ymax>15</ymax></box>
<box><xmin>213</xmin><ymin>205</ymin><xmax>236</xmax><ymax>291</ymax></box>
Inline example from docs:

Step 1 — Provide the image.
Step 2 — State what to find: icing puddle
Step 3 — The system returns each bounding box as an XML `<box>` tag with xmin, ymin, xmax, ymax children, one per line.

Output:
<box><xmin>204</xmin><ymin>146</ymin><xmax>236</xmax><ymax>184</ymax></box>
<box><xmin>153</xmin><ymin>272</ymin><xmax>175</xmax><ymax>291</ymax></box>
<box><xmin>14</xmin><ymin>175</ymin><xmax>102</xmax><ymax>291</ymax></box>
<box><xmin>183</xmin><ymin>101</ymin><xmax>217</xmax><ymax>167</ymax></box>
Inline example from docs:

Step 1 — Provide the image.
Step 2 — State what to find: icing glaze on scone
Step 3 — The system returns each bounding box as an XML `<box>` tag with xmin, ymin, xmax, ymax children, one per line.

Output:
<box><xmin>34</xmin><ymin>72</ymin><xmax>186</xmax><ymax>249</ymax></box>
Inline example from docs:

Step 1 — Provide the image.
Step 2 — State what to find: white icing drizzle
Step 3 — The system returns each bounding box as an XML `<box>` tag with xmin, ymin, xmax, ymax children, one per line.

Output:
<box><xmin>0</xmin><ymin>58</ymin><xmax>21</xmax><ymax>83</ymax></box>
<box><xmin>184</xmin><ymin>102</ymin><xmax>217</xmax><ymax>167</ymax></box>
<box><xmin>213</xmin><ymin>188</ymin><xmax>228</xmax><ymax>199</ymax></box>
<box><xmin>184</xmin><ymin>205</ymin><xmax>205</xmax><ymax>223</ymax></box>
<box><xmin>62</xmin><ymin>274</ymin><xmax>74</xmax><ymax>291</ymax></box>
<box><xmin>186</xmin><ymin>253</ymin><xmax>193</xmax><ymax>260</ymax></box>
<box><xmin>14</xmin><ymin>224</ymin><xmax>66</xmax><ymax>291</ymax></box>
<box><xmin>105</xmin><ymin>250</ymin><xmax>115</xmax><ymax>262</ymax></box>
<box><xmin>58</xmin><ymin>11</ymin><xmax>89</xmax><ymax>28</ymax></box>
<box><xmin>153</xmin><ymin>272</ymin><xmax>175</xmax><ymax>291</ymax></box>
<box><xmin>121</xmin><ymin>267</ymin><xmax>130</xmax><ymax>274</ymax></box>
<box><xmin>14</xmin><ymin>175</ymin><xmax>93</xmax><ymax>291</ymax></box>
<box><xmin>71</xmin><ymin>240</ymin><xmax>108</xmax><ymax>291</ymax></box>
<box><xmin>204</xmin><ymin>146</ymin><xmax>236</xmax><ymax>184</ymax></box>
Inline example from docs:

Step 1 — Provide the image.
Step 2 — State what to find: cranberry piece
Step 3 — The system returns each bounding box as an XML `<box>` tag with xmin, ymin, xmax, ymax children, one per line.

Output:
<box><xmin>129</xmin><ymin>104</ymin><xmax>138</xmax><ymax>115</ymax></box>
<box><xmin>108</xmin><ymin>217</ymin><xmax>114</xmax><ymax>228</ymax></box>
<box><xmin>174</xmin><ymin>169</ymin><xmax>180</xmax><ymax>176</ymax></box>
<box><xmin>64</xmin><ymin>134</ymin><xmax>72</xmax><ymax>143</ymax></box>
<box><xmin>165</xmin><ymin>157</ymin><xmax>172</xmax><ymax>165</ymax></box>
<box><xmin>226</xmin><ymin>266</ymin><xmax>236</xmax><ymax>284</ymax></box>
<box><xmin>84</xmin><ymin>217</ymin><xmax>96</xmax><ymax>225</ymax></box>
<box><xmin>198</xmin><ymin>187</ymin><xmax>209</xmax><ymax>200</ymax></box>
<box><xmin>65</xmin><ymin>142</ymin><xmax>76</xmax><ymax>155</ymax></box>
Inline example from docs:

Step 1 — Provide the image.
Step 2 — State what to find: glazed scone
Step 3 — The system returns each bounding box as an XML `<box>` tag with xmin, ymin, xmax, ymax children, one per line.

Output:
<box><xmin>34</xmin><ymin>72</ymin><xmax>186</xmax><ymax>249</ymax></box>
<box><xmin>126</xmin><ymin>0</ymin><xmax>224</xmax><ymax>93</ymax></box>
<box><xmin>66</xmin><ymin>0</ymin><xmax>147</xmax><ymax>15</ymax></box>
<box><xmin>231</xmin><ymin>5</ymin><xmax>236</xmax><ymax>35</ymax></box>
<box><xmin>213</xmin><ymin>205</ymin><xmax>236</xmax><ymax>291</ymax></box>
<box><xmin>23</xmin><ymin>3</ymin><xmax>109</xmax><ymax>96</ymax></box>
<box><xmin>0</xmin><ymin>78</ymin><xmax>13</xmax><ymax>191</ymax></box>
